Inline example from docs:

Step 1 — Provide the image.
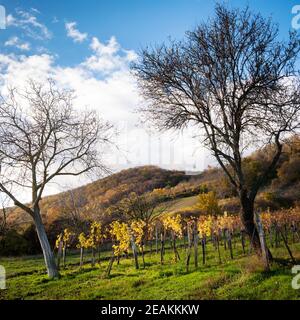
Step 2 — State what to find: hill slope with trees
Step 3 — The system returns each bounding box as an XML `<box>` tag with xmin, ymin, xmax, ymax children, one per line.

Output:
<box><xmin>1</xmin><ymin>135</ymin><xmax>300</xmax><ymax>256</ymax></box>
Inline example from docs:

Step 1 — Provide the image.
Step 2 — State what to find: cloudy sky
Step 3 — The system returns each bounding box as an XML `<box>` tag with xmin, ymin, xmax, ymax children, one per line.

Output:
<box><xmin>0</xmin><ymin>0</ymin><xmax>297</xmax><ymax>197</ymax></box>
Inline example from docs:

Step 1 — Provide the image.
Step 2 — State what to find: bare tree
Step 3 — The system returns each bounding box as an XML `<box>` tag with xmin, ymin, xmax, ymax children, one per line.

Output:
<box><xmin>112</xmin><ymin>191</ymin><xmax>170</xmax><ymax>236</ymax></box>
<box><xmin>57</xmin><ymin>189</ymin><xmax>87</xmax><ymax>234</ymax></box>
<box><xmin>132</xmin><ymin>5</ymin><xmax>300</xmax><ymax>258</ymax></box>
<box><xmin>0</xmin><ymin>79</ymin><xmax>113</xmax><ymax>278</ymax></box>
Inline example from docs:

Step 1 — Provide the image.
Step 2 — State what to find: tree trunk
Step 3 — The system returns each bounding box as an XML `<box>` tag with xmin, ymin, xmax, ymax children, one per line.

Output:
<box><xmin>33</xmin><ymin>208</ymin><xmax>59</xmax><ymax>279</ymax></box>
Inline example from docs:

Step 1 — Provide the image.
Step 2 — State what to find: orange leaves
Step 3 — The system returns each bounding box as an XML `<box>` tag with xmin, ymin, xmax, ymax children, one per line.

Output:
<box><xmin>260</xmin><ymin>208</ymin><xmax>300</xmax><ymax>229</ymax></box>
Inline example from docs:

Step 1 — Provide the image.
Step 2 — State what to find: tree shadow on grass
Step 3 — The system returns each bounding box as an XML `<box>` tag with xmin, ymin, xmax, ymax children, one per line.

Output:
<box><xmin>273</xmin><ymin>257</ymin><xmax>300</xmax><ymax>267</ymax></box>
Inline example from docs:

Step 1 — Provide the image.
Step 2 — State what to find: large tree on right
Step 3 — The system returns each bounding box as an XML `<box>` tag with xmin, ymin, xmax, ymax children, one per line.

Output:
<box><xmin>133</xmin><ymin>4</ymin><xmax>300</xmax><ymax>258</ymax></box>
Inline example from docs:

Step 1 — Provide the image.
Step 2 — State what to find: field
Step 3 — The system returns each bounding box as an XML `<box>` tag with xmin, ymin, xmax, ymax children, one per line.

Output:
<box><xmin>1</xmin><ymin>240</ymin><xmax>300</xmax><ymax>300</ymax></box>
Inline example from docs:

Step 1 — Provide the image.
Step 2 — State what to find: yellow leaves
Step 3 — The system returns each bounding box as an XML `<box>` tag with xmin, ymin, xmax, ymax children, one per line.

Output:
<box><xmin>198</xmin><ymin>215</ymin><xmax>213</xmax><ymax>237</ymax></box>
<box><xmin>89</xmin><ymin>221</ymin><xmax>103</xmax><ymax>248</ymax></box>
<box><xmin>63</xmin><ymin>228</ymin><xmax>73</xmax><ymax>244</ymax></box>
<box><xmin>194</xmin><ymin>191</ymin><xmax>221</xmax><ymax>215</ymax></box>
<box><xmin>75</xmin><ymin>221</ymin><xmax>103</xmax><ymax>250</ymax></box>
<box><xmin>151</xmin><ymin>188</ymin><xmax>165</xmax><ymax>196</ymax></box>
<box><xmin>162</xmin><ymin>214</ymin><xmax>183</xmax><ymax>238</ymax></box>
<box><xmin>109</xmin><ymin>219</ymin><xmax>147</xmax><ymax>255</ymax></box>
<box><xmin>130</xmin><ymin>220</ymin><xmax>146</xmax><ymax>248</ymax></box>
<box><xmin>55</xmin><ymin>233</ymin><xmax>63</xmax><ymax>249</ymax></box>
<box><xmin>261</xmin><ymin>212</ymin><xmax>272</xmax><ymax>229</ymax></box>
<box><xmin>56</xmin><ymin>228</ymin><xmax>74</xmax><ymax>249</ymax></box>
<box><xmin>197</xmin><ymin>213</ymin><xmax>239</xmax><ymax>238</ymax></box>
<box><xmin>110</xmin><ymin>221</ymin><xmax>131</xmax><ymax>256</ymax></box>
<box><xmin>77</xmin><ymin>232</ymin><xmax>89</xmax><ymax>249</ymax></box>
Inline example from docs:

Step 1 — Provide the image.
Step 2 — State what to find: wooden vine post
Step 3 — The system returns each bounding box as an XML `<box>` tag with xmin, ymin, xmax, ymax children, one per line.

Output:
<box><xmin>160</xmin><ymin>229</ymin><xmax>165</xmax><ymax>265</ymax></box>
<box><xmin>193</xmin><ymin>222</ymin><xmax>199</xmax><ymax>268</ymax></box>
<box><xmin>278</xmin><ymin>226</ymin><xmax>296</xmax><ymax>264</ymax></box>
<box><xmin>155</xmin><ymin>224</ymin><xmax>159</xmax><ymax>254</ymax></box>
<box><xmin>55</xmin><ymin>233</ymin><xmax>63</xmax><ymax>270</ymax></box>
<box><xmin>227</xmin><ymin>229</ymin><xmax>234</xmax><ymax>260</ymax></box>
<box><xmin>255</xmin><ymin>212</ymin><xmax>270</xmax><ymax>272</ymax></box>
<box><xmin>241</xmin><ymin>230</ymin><xmax>246</xmax><ymax>254</ymax></box>
<box><xmin>130</xmin><ymin>234</ymin><xmax>139</xmax><ymax>270</ymax></box>
<box><xmin>185</xmin><ymin>221</ymin><xmax>193</xmax><ymax>272</ymax></box>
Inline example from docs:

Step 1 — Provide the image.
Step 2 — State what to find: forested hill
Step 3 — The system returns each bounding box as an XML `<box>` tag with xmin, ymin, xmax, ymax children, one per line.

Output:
<box><xmin>5</xmin><ymin>166</ymin><xmax>193</xmax><ymax>230</ymax></box>
<box><xmin>2</xmin><ymin>135</ymin><xmax>300</xmax><ymax>255</ymax></box>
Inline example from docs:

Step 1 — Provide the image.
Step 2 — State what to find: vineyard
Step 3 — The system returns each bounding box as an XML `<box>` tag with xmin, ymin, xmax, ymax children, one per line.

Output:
<box><xmin>2</xmin><ymin>205</ymin><xmax>300</xmax><ymax>300</ymax></box>
<box><xmin>0</xmin><ymin>212</ymin><xmax>299</xmax><ymax>300</ymax></box>
<box><xmin>52</xmin><ymin>206</ymin><xmax>300</xmax><ymax>275</ymax></box>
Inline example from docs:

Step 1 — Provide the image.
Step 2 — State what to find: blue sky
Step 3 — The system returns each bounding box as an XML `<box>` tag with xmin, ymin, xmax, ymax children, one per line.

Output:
<box><xmin>0</xmin><ymin>0</ymin><xmax>300</xmax><ymax>197</ymax></box>
<box><xmin>1</xmin><ymin>0</ymin><xmax>299</xmax><ymax>66</ymax></box>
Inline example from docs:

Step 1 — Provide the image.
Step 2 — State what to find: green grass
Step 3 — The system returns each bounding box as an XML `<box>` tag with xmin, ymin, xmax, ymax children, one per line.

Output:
<box><xmin>1</xmin><ymin>239</ymin><xmax>300</xmax><ymax>300</ymax></box>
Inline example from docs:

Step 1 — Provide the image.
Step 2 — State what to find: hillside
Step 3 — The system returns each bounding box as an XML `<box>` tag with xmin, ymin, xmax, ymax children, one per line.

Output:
<box><xmin>5</xmin><ymin>166</ymin><xmax>193</xmax><ymax>230</ymax></box>
<box><xmin>1</xmin><ymin>135</ymin><xmax>300</xmax><ymax>256</ymax></box>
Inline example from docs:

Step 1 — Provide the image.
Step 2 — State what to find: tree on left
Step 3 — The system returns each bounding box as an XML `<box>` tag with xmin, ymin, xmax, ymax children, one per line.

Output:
<box><xmin>0</xmin><ymin>79</ymin><xmax>113</xmax><ymax>279</ymax></box>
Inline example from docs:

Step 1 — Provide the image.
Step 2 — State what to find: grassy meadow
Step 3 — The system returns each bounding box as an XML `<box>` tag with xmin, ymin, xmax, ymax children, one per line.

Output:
<box><xmin>1</xmin><ymin>239</ymin><xmax>300</xmax><ymax>300</ymax></box>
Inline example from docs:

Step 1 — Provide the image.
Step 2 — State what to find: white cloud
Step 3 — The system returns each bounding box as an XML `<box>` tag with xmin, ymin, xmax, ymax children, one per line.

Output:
<box><xmin>82</xmin><ymin>36</ymin><xmax>137</xmax><ymax>74</ymax></box>
<box><xmin>0</xmin><ymin>54</ymin><xmax>54</xmax><ymax>94</ymax></box>
<box><xmin>5</xmin><ymin>36</ymin><xmax>31</xmax><ymax>51</ymax></box>
<box><xmin>30</xmin><ymin>8</ymin><xmax>41</xmax><ymax>15</ymax></box>
<box><xmin>90</xmin><ymin>36</ymin><xmax>119</xmax><ymax>55</ymax></box>
<box><xmin>0</xmin><ymin>35</ymin><xmax>210</xmax><ymax>199</ymax></box>
<box><xmin>7</xmin><ymin>9</ymin><xmax>52</xmax><ymax>40</ymax></box>
<box><xmin>65</xmin><ymin>21</ymin><xmax>88</xmax><ymax>43</ymax></box>
<box><xmin>6</xmin><ymin>14</ymin><xmax>16</xmax><ymax>26</ymax></box>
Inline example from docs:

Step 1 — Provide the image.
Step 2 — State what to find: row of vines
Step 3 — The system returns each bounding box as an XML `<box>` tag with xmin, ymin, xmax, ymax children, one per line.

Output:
<box><xmin>55</xmin><ymin>208</ymin><xmax>300</xmax><ymax>276</ymax></box>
